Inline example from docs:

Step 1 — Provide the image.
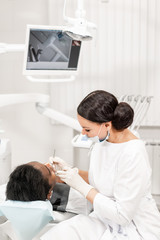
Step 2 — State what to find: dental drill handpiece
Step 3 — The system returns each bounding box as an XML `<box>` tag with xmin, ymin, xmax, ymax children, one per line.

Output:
<box><xmin>49</xmin><ymin>149</ymin><xmax>56</xmax><ymax>170</ymax></box>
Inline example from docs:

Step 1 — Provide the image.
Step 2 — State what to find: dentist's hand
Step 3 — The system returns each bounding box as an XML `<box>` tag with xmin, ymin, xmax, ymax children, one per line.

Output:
<box><xmin>49</xmin><ymin>156</ymin><xmax>71</xmax><ymax>172</ymax></box>
<box><xmin>56</xmin><ymin>168</ymin><xmax>94</xmax><ymax>198</ymax></box>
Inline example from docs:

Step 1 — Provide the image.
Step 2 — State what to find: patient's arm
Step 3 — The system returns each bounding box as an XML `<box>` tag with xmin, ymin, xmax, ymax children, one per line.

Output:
<box><xmin>78</xmin><ymin>170</ymin><xmax>89</xmax><ymax>183</ymax></box>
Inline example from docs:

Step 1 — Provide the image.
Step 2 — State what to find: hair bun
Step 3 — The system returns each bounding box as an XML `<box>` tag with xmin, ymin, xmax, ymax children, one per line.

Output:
<box><xmin>112</xmin><ymin>102</ymin><xmax>134</xmax><ymax>130</ymax></box>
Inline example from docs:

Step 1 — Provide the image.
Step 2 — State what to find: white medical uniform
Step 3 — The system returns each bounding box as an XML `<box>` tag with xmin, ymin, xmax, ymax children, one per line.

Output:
<box><xmin>41</xmin><ymin>139</ymin><xmax>160</xmax><ymax>240</ymax></box>
<box><xmin>89</xmin><ymin>139</ymin><xmax>160</xmax><ymax>239</ymax></box>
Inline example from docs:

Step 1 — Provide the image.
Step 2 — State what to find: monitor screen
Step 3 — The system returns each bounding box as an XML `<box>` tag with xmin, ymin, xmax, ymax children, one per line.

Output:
<box><xmin>23</xmin><ymin>25</ymin><xmax>82</xmax><ymax>75</ymax></box>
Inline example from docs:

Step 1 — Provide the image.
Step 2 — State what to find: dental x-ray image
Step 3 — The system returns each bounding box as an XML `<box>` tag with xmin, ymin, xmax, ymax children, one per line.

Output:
<box><xmin>26</xmin><ymin>28</ymin><xmax>81</xmax><ymax>71</ymax></box>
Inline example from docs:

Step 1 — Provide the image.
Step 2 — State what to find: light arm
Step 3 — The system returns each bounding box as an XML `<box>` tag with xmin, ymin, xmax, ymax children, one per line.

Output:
<box><xmin>0</xmin><ymin>43</ymin><xmax>24</xmax><ymax>54</ymax></box>
<box><xmin>36</xmin><ymin>103</ymin><xmax>81</xmax><ymax>132</ymax></box>
<box><xmin>0</xmin><ymin>93</ymin><xmax>49</xmax><ymax>108</ymax></box>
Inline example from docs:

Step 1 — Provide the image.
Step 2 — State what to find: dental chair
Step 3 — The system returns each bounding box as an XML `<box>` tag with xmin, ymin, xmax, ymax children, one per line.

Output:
<box><xmin>0</xmin><ymin>200</ymin><xmax>55</xmax><ymax>240</ymax></box>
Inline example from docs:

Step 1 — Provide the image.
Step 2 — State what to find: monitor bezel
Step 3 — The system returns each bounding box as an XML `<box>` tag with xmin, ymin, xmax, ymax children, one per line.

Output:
<box><xmin>23</xmin><ymin>24</ymin><xmax>81</xmax><ymax>76</ymax></box>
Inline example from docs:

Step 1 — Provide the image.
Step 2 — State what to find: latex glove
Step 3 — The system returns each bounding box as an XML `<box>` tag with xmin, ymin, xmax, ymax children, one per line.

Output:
<box><xmin>49</xmin><ymin>156</ymin><xmax>71</xmax><ymax>172</ymax></box>
<box><xmin>56</xmin><ymin>168</ymin><xmax>93</xmax><ymax>198</ymax></box>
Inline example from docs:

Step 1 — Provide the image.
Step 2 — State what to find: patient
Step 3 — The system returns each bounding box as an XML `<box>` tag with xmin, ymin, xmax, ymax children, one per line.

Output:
<box><xmin>6</xmin><ymin>161</ymin><xmax>56</xmax><ymax>201</ymax></box>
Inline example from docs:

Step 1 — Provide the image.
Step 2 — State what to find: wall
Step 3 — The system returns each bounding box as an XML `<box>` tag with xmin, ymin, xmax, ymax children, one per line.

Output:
<box><xmin>0</xmin><ymin>0</ymin><xmax>74</xmax><ymax>169</ymax></box>
<box><xmin>50</xmin><ymin>0</ymin><xmax>160</xmax><ymax>126</ymax></box>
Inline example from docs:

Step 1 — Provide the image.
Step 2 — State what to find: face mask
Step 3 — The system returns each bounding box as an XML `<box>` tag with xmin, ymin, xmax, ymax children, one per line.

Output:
<box><xmin>88</xmin><ymin>132</ymin><xmax>110</xmax><ymax>143</ymax></box>
<box><xmin>99</xmin><ymin>132</ymin><xmax>110</xmax><ymax>142</ymax></box>
<box><xmin>87</xmin><ymin>124</ymin><xmax>110</xmax><ymax>143</ymax></box>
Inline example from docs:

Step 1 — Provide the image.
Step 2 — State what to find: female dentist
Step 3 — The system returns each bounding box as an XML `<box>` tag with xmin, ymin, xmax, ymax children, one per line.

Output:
<box><xmin>43</xmin><ymin>90</ymin><xmax>160</xmax><ymax>240</ymax></box>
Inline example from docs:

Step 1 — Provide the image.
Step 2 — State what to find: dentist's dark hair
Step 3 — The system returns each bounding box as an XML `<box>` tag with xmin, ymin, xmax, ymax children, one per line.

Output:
<box><xmin>77</xmin><ymin>90</ymin><xmax>134</xmax><ymax>130</ymax></box>
<box><xmin>6</xmin><ymin>164</ymin><xmax>51</xmax><ymax>201</ymax></box>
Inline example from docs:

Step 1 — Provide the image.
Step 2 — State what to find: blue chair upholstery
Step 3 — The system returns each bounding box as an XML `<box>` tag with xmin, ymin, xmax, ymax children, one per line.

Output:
<box><xmin>0</xmin><ymin>200</ymin><xmax>55</xmax><ymax>240</ymax></box>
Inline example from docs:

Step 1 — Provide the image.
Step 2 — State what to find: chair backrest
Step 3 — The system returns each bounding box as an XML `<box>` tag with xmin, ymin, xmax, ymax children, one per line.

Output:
<box><xmin>0</xmin><ymin>200</ymin><xmax>55</xmax><ymax>240</ymax></box>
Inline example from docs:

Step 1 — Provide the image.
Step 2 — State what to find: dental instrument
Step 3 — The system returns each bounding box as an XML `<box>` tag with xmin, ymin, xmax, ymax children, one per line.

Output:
<box><xmin>53</xmin><ymin>149</ymin><xmax>56</xmax><ymax>158</ymax></box>
<box><xmin>49</xmin><ymin>149</ymin><xmax>56</xmax><ymax>168</ymax></box>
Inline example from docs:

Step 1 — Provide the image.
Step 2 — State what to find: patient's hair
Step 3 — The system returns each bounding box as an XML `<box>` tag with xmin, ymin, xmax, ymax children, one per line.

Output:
<box><xmin>6</xmin><ymin>164</ymin><xmax>51</xmax><ymax>201</ymax></box>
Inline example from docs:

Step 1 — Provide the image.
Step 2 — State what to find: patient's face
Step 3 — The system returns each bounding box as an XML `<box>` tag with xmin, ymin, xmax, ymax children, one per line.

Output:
<box><xmin>28</xmin><ymin>162</ymin><xmax>56</xmax><ymax>191</ymax></box>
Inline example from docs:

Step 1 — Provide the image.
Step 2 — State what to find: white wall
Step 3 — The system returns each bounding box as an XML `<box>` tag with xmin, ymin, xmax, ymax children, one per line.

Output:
<box><xmin>50</xmin><ymin>0</ymin><xmax>160</xmax><ymax>126</ymax></box>
<box><xmin>0</xmin><ymin>0</ymin><xmax>160</xmax><ymax>173</ymax></box>
<box><xmin>0</xmin><ymin>0</ymin><xmax>74</xmax><ymax>169</ymax></box>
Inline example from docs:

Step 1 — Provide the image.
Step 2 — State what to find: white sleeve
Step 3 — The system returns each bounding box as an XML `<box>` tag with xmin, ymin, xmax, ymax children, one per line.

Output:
<box><xmin>93</xmin><ymin>150</ymin><xmax>150</xmax><ymax>226</ymax></box>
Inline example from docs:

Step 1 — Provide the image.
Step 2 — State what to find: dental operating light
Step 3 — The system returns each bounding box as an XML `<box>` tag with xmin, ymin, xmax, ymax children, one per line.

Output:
<box><xmin>63</xmin><ymin>0</ymin><xmax>97</xmax><ymax>41</ymax></box>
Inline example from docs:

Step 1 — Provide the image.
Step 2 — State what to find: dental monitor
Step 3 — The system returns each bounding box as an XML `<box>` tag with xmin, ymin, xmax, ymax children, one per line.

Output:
<box><xmin>23</xmin><ymin>25</ymin><xmax>82</xmax><ymax>76</ymax></box>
